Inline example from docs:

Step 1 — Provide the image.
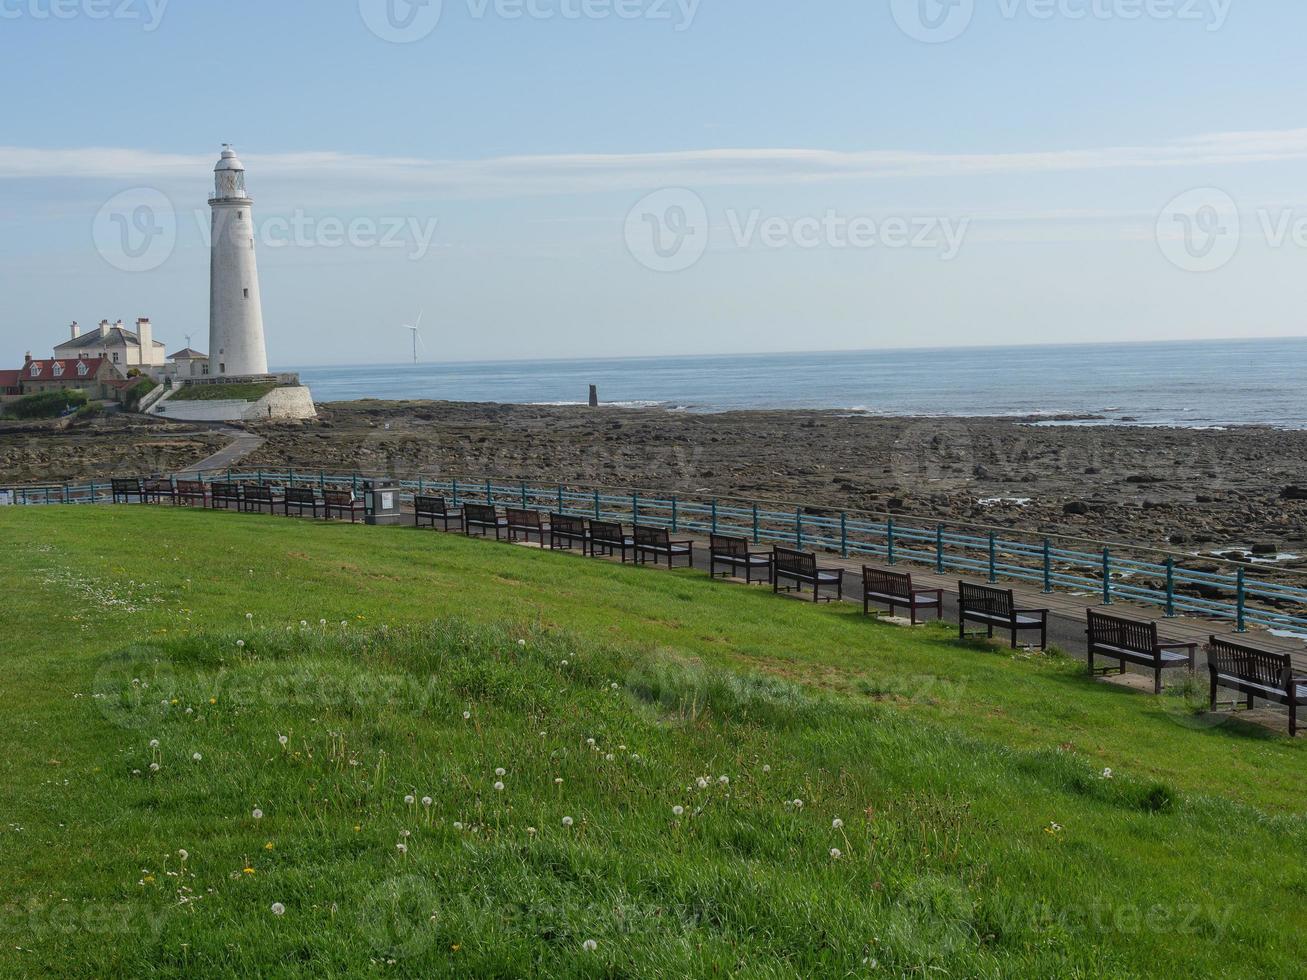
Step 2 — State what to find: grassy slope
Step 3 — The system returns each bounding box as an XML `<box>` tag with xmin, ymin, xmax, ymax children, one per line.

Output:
<box><xmin>0</xmin><ymin>506</ymin><xmax>1304</xmax><ymax>978</ymax></box>
<box><xmin>167</xmin><ymin>382</ymin><xmax>278</xmax><ymax>402</ymax></box>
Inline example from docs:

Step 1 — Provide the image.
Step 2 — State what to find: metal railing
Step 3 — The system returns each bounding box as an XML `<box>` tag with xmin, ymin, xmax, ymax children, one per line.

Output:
<box><xmin>5</xmin><ymin>468</ymin><xmax>1307</xmax><ymax>637</ymax></box>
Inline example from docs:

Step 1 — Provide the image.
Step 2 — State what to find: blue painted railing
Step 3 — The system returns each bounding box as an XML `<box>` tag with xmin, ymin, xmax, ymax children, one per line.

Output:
<box><xmin>5</xmin><ymin>469</ymin><xmax>1307</xmax><ymax>637</ymax></box>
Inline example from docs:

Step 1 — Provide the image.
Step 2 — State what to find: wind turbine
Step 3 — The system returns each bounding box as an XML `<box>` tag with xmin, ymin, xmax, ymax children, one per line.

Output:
<box><xmin>404</xmin><ymin>311</ymin><xmax>425</xmax><ymax>364</ymax></box>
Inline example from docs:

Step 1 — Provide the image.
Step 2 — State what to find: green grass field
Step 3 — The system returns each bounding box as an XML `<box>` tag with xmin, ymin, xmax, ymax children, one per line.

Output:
<box><xmin>1</xmin><ymin>506</ymin><xmax>1304</xmax><ymax>977</ymax></box>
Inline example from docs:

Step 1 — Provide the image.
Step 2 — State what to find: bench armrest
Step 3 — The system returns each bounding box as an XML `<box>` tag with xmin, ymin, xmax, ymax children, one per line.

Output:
<box><xmin>1013</xmin><ymin>608</ymin><xmax>1049</xmax><ymax>617</ymax></box>
<box><xmin>912</xmin><ymin>588</ymin><xmax>943</xmax><ymax>598</ymax></box>
<box><xmin>1157</xmin><ymin>642</ymin><xmax>1198</xmax><ymax>652</ymax></box>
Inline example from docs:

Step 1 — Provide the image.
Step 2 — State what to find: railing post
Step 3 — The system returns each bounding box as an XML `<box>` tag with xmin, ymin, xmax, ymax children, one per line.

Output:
<box><xmin>44</xmin><ymin>487</ymin><xmax>51</xmax><ymax>505</ymax></box>
<box><xmin>988</xmin><ymin>533</ymin><xmax>998</xmax><ymax>584</ymax></box>
<box><xmin>752</xmin><ymin>504</ymin><xmax>760</xmax><ymax>545</ymax></box>
<box><xmin>935</xmin><ymin>525</ymin><xmax>945</xmax><ymax>574</ymax></box>
<box><xmin>593</xmin><ymin>489</ymin><xmax>601</xmax><ymax>520</ymax></box>
<box><xmin>289</xmin><ymin>468</ymin><xmax>295</xmax><ymax>488</ymax></box>
<box><xmin>1236</xmin><ymin>567</ymin><xmax>1247</xmax><ymax>633</ymax></box>
<box><xmin>227</xmin><ymin>466</ymin><xmax>232</xmax><ymax>483</ymax></box>
<box><xmin>557</xmin><ymin>485</ymin><xmax>564</xmax><ymax>514</ymax></box>
<box><xmin>452</xmin><ymin>478</ymin><xmax>459</xmax><ymax>506</ymax></box>
<box><xmin>62</xmin><ymin>485</ymin><xmax>69</xmax><ymax>505</ymax></box>
<box><xmin>520</xmin><ymin>481</ymin><xmax>527</xmax><ymax>508</ymax></box>
<box><xmin>673</xmin><ymin>497</ymin><xmax>680</xmax><ymax>534</ymax></box>
<box><xmin>1165</xmin><ymin>559</ymin><xmax>1177</xmax><ymax>618</ymax></box>
<box><xmin>632</xmin><ymin>493</ymin><xmax>640</xmax><ymax>526</ymax></box>
<box><xmin>485</xmin><ymin>479</ymin><xmax>492</xmax><ymax>504</ymax></box>
<box><xmin>1042</xmin><ymin>538</ymin><xmax>1053</xmax><ymax>594</ymax></box>
<box><xmin>319</xmin><ymin>470</ymin><xmax>325</xmax><ymax>492</ymax></box>
<box><xmin>257</xmin><ymin>469</ymin><xmax>264</xmax><ymax>486</ymax></box>
<box><xmin>795</xmin><ymin>509</ymin><xmax>803</xmax><ymax>550</ymax></box>
<box><xmin>89</xmin><ymin>482</ymin><xmax>97</xmax><ymax>504</ymax></box>
<box><xmin>887</xmin><ymin>518</ymin><xmax>896</xmax><ymax>565</ymax></box>
<box><xmin>1101</xmin><ymin>547</ymin><xmax>1112</xmax><ymax>605</ymax></box>
<box><xmin>21</xmin><ymin>488</ymin><xmax>27</xmax><ymax>506</ymax></box>
<box><xmin>840</xmin><ymin>513</ymin><xmax>848</xmax><ymax>559</ymax></box>
<box><xmin>352</xmin><ymin>474</ymin><xmax>359</xmax><ymax>495</ymax></box>
<box><xmin>709</xmin><ymin>499</ymin><xmax>716</xmax><ymax>534</ymax></box>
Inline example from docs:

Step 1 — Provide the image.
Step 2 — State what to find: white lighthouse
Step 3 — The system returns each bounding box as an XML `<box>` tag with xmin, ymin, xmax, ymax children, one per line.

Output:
<box><xmin>208</xmin><ymin>146</ymin><xmax>269</xmax><ymax>377</ymax></box>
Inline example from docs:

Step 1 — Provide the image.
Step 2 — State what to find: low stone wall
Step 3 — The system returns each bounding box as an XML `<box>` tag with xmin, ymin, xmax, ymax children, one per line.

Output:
<box><xmin>150</xmin><ymin>385</ymin><xmax>316</xmax><ymax>421</ymax></box>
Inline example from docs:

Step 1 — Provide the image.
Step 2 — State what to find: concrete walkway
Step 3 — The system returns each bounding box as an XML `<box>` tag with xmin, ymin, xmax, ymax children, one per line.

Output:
<box><xmin>175</xmin><ymin>426</ymin><xmax>265</xmax><ymax>477</ymax></box>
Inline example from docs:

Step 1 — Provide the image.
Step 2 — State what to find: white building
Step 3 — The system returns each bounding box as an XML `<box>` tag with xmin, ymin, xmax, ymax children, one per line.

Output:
<box><xmin>53</xmin><ymin>318</ymin><xmax>165</xmax><ymax>371</ymax></box>
<box><xmin>208</xmin><ymin>146</ymin><xmax>269</xmax><ymax>378</ymax></box>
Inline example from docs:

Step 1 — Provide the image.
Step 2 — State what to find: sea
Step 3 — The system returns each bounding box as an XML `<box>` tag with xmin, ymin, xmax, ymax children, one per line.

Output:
<box><xmin>287</xmin><ymin>337</ymin><xmax>1307</xmax><ymax>429</ymax></box>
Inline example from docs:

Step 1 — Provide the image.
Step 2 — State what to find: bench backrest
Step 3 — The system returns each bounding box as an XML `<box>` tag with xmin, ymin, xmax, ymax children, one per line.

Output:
<box><xmin>552</xmin><ymin>513</ymin><xmax>586</xmax><ymax>536</ymax></box>
<box><xmin>1208</xmin><ymin>636</ymin><xmax>1292</xmax><ymax>688</ymax></box>
<box><xmin>414</xmin><ymin>495</ymin><xmax>447</xmax><ymax>515</ymax></box>
<box><xmin>710</xmin><ymin>534</ymin><xmax>748</xmax><ymax>556</ymax></box>
<box><xmin>774</xmin><ymin>547</ymin><xmax>816</xmax><ymax>577</ymax></box>
<box><xmin>144</xmin><ymin>478</ymin><xmax>173</xmax><ymax>493</ymax></box>
<box><xmin>244</xmin><ymin>484</ymin><xmax>274</xmax><ymax>502</ymax></box>
<box><xmin>506</xmin><ymin>508</ymin><xmax>542</xmax><ymax>528</ymax></box>
<box><xmin>863</xmin><ymin>566</ymin><xmax>912</xmax><ymax>599</ymax></box>
<box><xmin>1086</xmin><ymin>610</ymin><xmax>1157</xmax><ymax>653</ymax></box>
<box><xmin>959</xmin><ymin>582</ymin><xmax>1014</xmax><ymax>618</ymax></box>
<box><xmin>634</xmin><ymin>525</ymin><xmax>669</xmax><ymax>547</ymax></box>
<box><xmin>286</xmin><ymin>487</ymin><xmax>317</xmax><ymax>505</ymax></box>
<box><xmin>590</xmin><ymin>520</ymin><xmax>626</xmax><ymax>544</ymax></box>
<box><xmin>323</xmin><ymin>490</ymin><xmax>355</xmax><ymax>506</ymax></box>
<box><xmin>175</xmin><ymin>480</ymin><xmax>206</xmax><ymax>496</ymax></box>
<box><xmin>464</xmin><ymin>503</ymin><xmax>497</xmax><ymax>523</ymax></box>
<box><xmin>112</xmin><ymin>478</ymin><xmax>141</xmax><ymax>493</ymax></box>
<box><xmin>211</xmin><ymin>481</ymin><xmax>241</xmax><ymax>499</ymax></box>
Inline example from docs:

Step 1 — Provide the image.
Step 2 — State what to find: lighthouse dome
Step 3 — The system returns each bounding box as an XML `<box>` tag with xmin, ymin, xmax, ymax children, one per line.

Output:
<box><xmin>215</xmin><ymin>146</ymin><xmax>245</xmax><ymax>172</ymax></box>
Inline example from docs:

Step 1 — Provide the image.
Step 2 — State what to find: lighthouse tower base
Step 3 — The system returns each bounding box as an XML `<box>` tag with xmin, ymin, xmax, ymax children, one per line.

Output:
<box><xmin>146</xmin><ymin>375</ymin><xmax>317</xmax><ymax>422</ymax></box>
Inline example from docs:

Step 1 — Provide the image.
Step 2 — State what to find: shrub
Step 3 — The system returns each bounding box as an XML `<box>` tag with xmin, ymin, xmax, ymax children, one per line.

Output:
<box><xmin>123</xmin><ymin>377</ymin><xmax>157</xmax><ymax>412</ymax></box>
<box><xmin>3</xmin><ymin>389</ymin><xmax>88</xmax><ymax>419</ymax></box>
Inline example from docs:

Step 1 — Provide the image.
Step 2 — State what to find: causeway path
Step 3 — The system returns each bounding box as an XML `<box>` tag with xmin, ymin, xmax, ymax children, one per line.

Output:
<box><xmin>175</xmin><ymin>426</ymin><xmax>265</xmax><ymax>477</ymax></box>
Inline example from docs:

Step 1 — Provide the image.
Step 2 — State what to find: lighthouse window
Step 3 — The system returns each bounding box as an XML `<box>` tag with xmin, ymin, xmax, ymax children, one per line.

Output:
<box><xmin>237</xmin><ymin>211</ymin><xmax>243</xmax><ymax>219</ymax></box>
<box><xmin>244</xmin><ymin>288</ymin><xmax>250</xmax><ymax>298</ymax></box>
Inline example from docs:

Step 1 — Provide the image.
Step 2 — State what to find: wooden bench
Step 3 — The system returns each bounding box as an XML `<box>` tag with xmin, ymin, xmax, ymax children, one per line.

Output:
<box><xmin>549</xmin><ymin>513</ymin><xmax>589</xmax><ymax>554</ymax></box>
<box><xmin>1086</xmin><ymin>609</ymin><xmax>1195</xmax><ymax>694</ymax></box>
<box><xmin>958</xmin><ymin>582</ymin><xmax>1049</xmax><ymax>649</ymax></box>
<box><xmin>241</xmin><ymin>484</ymin><xmax>281</xmax><ymax>515</ymax></box>
<box><xmin>143</xmin><ymin>478</ymin><xmax>175</xmax><ymax>505</ymax></box>
<box><xmin>323</xmin><ymin>489</ymin><xmax>365</xmax><ymax>523</ymax></box>
<box><xmin>283</xmin><ymin>487</ymin><xmax>321</xmax><ymax>519</ymax></box>
<box><xmin>862</xmin><ymin>566</ymin><xmax>942</xmax><ymax>625</ymax></box>
<box><xmin>1207</xmin><ymin>635</ymin><xmax>1305</xmax><ymax>736</ymax></box>
<box><xmin>464</xmin><ymin>503</ymin><xmax>508</xmax><ymax>539</ymax></box>
<box><xmin>111</xmin><ymin>478</ymin><xmax>143</xmax><ymax>504</ymax></box>
<box><xmin>709</xmin><ymin>533</ymin><xmax>771</xmax><ymax>583</ymax></box>
<box><xmin>634</xmin><ymin>525</ymin><xmax>694</xmax><ymax>568</ymax></box>
<box><xmin>414</xmin><ymin>495</ymin><xmax>463</xmax><ymax>531</ymax></box>
<box><xmin>174</xmin><ymin>480</ymin><xmax>208</xmax><ymax>507</ymax></box>
<box><xmin>589</xmin><ymin>520</ymin><xmax>634</xmax><ymax>563</ymax></box>
<box><xmin>773</xmin><ymin>547</ymin><xmax>843</xmax><ymax>602</ymax></box>
<box><xmin>209</xmin><ymin>481</ymin><xmax>242</xmax><ymax>510</ymax></box>
<box><xmin>506</xmin><ymin>508</ymin><xmax>548</xmax><ymax>545</ymax></box>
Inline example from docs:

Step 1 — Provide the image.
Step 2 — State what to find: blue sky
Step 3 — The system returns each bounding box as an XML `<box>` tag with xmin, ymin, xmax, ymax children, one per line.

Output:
<box><xmin>2</xmin><ymin>0</ymin><xmax>1306</xmax><ymax>367</ymax></box>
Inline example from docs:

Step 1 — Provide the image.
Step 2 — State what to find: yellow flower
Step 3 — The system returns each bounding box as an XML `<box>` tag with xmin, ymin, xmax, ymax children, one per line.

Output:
<box><xmin>264</xmin><ymin>842</ymin><xmax>274</xmax><ymax>851</ymax></box>
<box><xmin>353</xmin><ymin>825</ymin><xmax>361</xmax><ymax>833</ymax></box>
<box><xmin>143</xmin><ymin>874</ymin><xmax>156</xmax><ymax>884</ymax></box>
<box><xmin>209</xmin><ymin>698</ymin><xmax>217</xmax><ymax>705</ymax></box>
<box><xmin>243</xmin><ymin>866</ymin><xmax>256</xmax><ymax>875</ymax></box>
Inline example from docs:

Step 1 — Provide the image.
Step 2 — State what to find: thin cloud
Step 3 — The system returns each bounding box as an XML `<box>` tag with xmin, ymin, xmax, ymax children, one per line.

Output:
<box><xmin>2</xmin><ymin>128</ymin><xmax>1307</xmax><ymax>201</ymax></box>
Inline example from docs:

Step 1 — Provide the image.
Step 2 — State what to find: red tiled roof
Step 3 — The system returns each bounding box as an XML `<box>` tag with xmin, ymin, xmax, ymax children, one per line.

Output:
<box><xmin>21</xmin><ymin>357</ymin><xmax>106</xmax><ymax>381</ymax></box>
<box><xmin>0</xmin><ymin>369</ymin><xmax>21</xmax><ymax>389</ymax></box>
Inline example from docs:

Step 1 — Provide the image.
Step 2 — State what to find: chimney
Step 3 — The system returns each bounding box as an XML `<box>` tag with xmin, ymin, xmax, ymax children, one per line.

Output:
<box><xmin>98</xmin><ymin>319</ymin><xmax>110</xmax><ymax>339</ymax></box>
<box><xmin>70</xmin><ymin>321</ymin><xmax>80</xmax><ymax>340</ymax></box>
<box><xmin>137</xmin><ymin>317</ymin><xmax>153</xmax><ymax>357</ymax></box>
<box><xmin>24</xmin><ymin>351</ymin><xmax>32</xmax><ymax>365</ymax></box>
<box><xmin>115</xmin><ymin>319</ymin><xmax>124</xmax><ymax>330</ymax></box>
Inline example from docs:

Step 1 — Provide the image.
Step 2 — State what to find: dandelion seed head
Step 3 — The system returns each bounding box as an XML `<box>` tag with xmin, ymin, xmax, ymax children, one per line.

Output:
<box><xmin>672</xmin><ymin>805</ymin><xmax>684</xmax><ymax>817</ymax></box>
<box><xmin>561</xmin><ymin>816</ymin><xmax>574</xmax><ymax>827</ymax></box>
<box><xmin>495</xmin><ymin>768</ymin><xmax>506</xmax><ymax>777</ymax></box>
<box><xmin>404</xmin><ymin>795</ymin><xmax>415</xmax><ymax>805</ymax></box>
<box><xmin>830</xmin><ymin>847</ymin><xmax>842</xmax><ymax>860</ymax></box>
<box><xmin>271</xmin><ymin>902</ymin><xmax>285</xmax><ymax>916</ymax></box>
<box><xmin>582</xmin><ymin>939</ymin><xmax>597</xmax><ymax>952</ymax></box>
<box><xmin>149</xmin><ymin>739</ymin><xmax>159</xmax><ymax>749</ymax></box>
<box><xmin>493</xmin><ymin>781</ymin><xmax>505</xmax><ymax>792</ymax></box>
<box><xmin>252</xmin><ymin>808</ymin><xmax>264</xmax><ymax>820</ymax></box>
<box><xmin>421</xmin><ymin>797</ymin><xmax>432</xmax><ymax>807</ymax></box>
<box><xmin>191</xmin><ymin>752</ymin><xmax>202</xmax><ymax>762</ymax></box>
<box><xmin>832</xmin><ymin>818</ymin><xmax>844</xmax><ymax>829</ymax></box>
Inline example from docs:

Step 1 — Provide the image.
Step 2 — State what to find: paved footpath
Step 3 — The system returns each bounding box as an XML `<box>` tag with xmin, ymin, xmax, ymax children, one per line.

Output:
<box><xmin>175</xmin><ymin>426</ymin><xmax>265</xmax><ymax>477</ymax></box>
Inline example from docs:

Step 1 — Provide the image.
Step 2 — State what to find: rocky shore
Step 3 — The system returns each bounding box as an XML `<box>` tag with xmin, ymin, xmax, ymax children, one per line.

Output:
<box><xmin>6</xmin><ymin>399</ymin><xmax>1307</xmax><ymax>575</ymax></box>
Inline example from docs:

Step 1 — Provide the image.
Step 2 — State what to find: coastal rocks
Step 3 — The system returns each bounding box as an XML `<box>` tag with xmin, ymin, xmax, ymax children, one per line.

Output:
<box><xmin>1281</xmin><ymin>486</ymin><xmax>1307</xmax><ymax>501</ymax></box>
<box><xmin>1063</xmin><ymin>501</ymin><xmax>1091</xmax><ymax>515</ymax></box>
